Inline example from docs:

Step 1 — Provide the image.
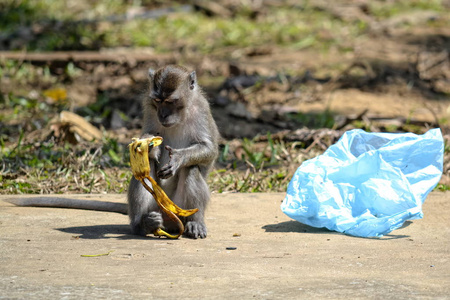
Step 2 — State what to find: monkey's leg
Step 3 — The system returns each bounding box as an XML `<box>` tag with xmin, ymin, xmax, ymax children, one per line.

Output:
<box><xmin>127</xmin><ymin>176</ymin><xmax>163</xmax><ymax>236</ymax></box>
<box><xmin>175</xmin><ymin>166</ymin><xmax>210</xmax><ymax>239</ymax></box>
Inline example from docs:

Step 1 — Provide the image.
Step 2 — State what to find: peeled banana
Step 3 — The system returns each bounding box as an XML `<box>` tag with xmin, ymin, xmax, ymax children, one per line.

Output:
<box><xmin>128</xmin><ymin>137</ymin><xmax>198</xmax><ymax>239</ymax></box>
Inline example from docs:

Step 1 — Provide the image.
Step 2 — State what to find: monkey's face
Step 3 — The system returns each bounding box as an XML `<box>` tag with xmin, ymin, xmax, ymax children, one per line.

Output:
<box><xmin>151</xmin><ymin>96</ymin><xmax>186</xmax><ymax>128</ymax></box>
<box><xmin>148</xmin><ymin>65</ymin><xmax>196</xmax><ymax>128</ymax></box>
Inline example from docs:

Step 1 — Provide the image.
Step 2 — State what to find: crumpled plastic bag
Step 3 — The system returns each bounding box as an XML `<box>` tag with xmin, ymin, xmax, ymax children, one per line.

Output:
<box><xmin>281</xmin><ymin>128</ymin><xmax>443</xmax><ymax>237</ymax></box>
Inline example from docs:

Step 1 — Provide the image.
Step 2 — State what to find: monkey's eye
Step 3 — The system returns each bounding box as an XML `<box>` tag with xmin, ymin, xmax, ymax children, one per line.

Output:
<box><xmin>153</xmin><ymin>98</ymin><xmax>162</xmax><ymax>103</ymax></box>
<box><xmin>166</xmin><ymin>98</ymin><xmax>178</xmax><ymax>103</ymax></box>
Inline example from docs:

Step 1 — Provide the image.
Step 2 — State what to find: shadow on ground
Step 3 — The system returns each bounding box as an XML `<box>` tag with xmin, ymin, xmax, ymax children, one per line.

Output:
<box><xmin>57</xmin><ymin>224</ymin><xmax>137</xmax><ymax>240</ymax></box>
<box><xmin>57</xmin><ymin>224</ymin><xmax>189</xmax><ymax>240</ymax></box>
<box><xmin>262</xmin><ymin>220</ymin><xmax>410</xmax><ymax>240</ymax></box>
<box><xmin>262</xmin><ymin>220</ymin><xmax>332</xmax><ymax>234</ymax></box>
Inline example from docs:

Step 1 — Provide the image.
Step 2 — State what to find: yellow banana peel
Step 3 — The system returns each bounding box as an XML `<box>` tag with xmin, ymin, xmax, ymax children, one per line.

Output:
<box><xmin>128</xmin><ymin>137</ymin><xmax>198</xmax><ymax>239</ymax></box>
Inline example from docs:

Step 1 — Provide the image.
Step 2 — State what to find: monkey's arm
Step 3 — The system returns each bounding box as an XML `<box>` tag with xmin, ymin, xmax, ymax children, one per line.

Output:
<box><xmin>178</xmin><ymin>140</ymin><xmax>218</xmax><ymax>166</ymax></box>
<box><xmin>6</xmin><ymin>197</ymin><xmax>128</xmax><ymax>215</ymax></box>
<box><xmin>158</xmin><ymin>140</ymin><xmax>217</xmax><ymax>179</ymax></box>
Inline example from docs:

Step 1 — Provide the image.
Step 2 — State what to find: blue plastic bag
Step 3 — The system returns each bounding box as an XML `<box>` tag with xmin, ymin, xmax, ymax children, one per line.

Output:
<box><xmin>281</xmin><ymin>128</ymin><xmax>443</xmax><ymax>237</ymax></box>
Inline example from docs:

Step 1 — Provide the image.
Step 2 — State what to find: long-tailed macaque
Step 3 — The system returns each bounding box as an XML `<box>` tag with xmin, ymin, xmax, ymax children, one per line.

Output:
<box><xmin>7</xmin><ymin>65</ymin><xmax>219</xmax><ymax>239</ymax></box>
<box><xmin>128</xmin><ymin>65</ymin><xmax>219</xmax><ymax>239</ymax></box>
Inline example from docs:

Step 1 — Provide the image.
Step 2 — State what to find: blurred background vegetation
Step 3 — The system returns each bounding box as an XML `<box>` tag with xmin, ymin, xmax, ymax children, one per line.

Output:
<box><xmin>1</xmin><ymin>0</ymin><xmax>449</xmax><ymax>194</ymax></box>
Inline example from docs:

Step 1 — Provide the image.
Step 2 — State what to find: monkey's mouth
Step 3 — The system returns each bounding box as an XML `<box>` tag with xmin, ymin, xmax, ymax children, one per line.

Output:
<box><xmin>158</xmin><ymin>116</ymin><xmax>175</xmax><ymax>127</ymax></box>
<box><xmin>161</xmin><ymin>121</ymin><xmax>176</xmax><ymax>128</ymax></box>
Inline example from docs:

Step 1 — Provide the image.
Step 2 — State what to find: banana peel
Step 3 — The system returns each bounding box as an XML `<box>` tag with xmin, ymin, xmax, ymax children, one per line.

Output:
<box><xmin>128</xmin><ymin>137</ymin><xmax>198</xmax><ymax>239</ymax></box>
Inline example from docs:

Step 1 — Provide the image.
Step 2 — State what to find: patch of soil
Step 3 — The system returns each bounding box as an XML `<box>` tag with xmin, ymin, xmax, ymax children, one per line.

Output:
<box><xmin>1</xmin><ymin>2</ymin><xmax>449</xmax><ymax>142</ymax></box>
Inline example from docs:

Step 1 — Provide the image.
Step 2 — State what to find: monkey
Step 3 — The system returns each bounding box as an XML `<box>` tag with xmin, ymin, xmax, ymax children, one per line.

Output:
<box><xmin>6</xmin><ymin>65</ymin><xmax>220</xmax><ymax>240</ymax></box>
<box><xmin>128</xmin><ymin>65</ymin><xmax>219</xmax><ymax>239</ymax></box>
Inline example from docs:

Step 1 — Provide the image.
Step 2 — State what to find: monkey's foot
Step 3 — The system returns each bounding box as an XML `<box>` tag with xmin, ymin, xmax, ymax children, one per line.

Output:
<box><xmin>142</xmin><ymin>212</ymin><xmax>164</xmax><ymax>234</ymax></box>
<box><xmin>184</xmin><ymin>221</ymin><xmax>207</xmax><ymax>239</ymax></box>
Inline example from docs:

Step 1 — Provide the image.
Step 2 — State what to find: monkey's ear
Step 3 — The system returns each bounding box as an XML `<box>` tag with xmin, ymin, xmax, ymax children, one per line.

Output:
<box><xmin>189</xmin><ymin>71</ymin><xmax>197</xmax><ymax>90</ymax></box>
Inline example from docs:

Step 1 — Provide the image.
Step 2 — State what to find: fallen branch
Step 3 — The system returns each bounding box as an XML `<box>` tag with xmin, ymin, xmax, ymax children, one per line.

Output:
<box><xmin>0</xmin><ymin>51</ymin><xmax>174</xmax><ymax>65</ymax></box>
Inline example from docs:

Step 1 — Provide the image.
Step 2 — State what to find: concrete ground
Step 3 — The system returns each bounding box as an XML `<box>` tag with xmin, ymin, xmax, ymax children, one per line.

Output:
<box><xmin>0</xmin><ymin>192</ymin><xmax>449</xmax><ymax>299</ymax></box>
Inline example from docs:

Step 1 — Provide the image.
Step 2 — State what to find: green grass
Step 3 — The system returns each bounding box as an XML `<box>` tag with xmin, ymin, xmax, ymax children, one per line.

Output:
<box><xmin>436</xmin><ymin>184</ymin><xmax>450</xmax><ymax>192</ymax></box>
<box><xmin>286</xmin><ymin>110</ymin><xmax>336</xmax><ymax>129</ymax></box>
<box><xmin>369</xmin><ymin>0</ymin><xmax>445</xmax><ymax>19</ymax></box>
<box><xmin>0</xmin><ymin>130</ymin><xmax>304</xmax><ymax>194</ymax></box>
<box><xmin>0</xmin><ymin>1</ymin><xmax>369</xmax><ymax>53</ymax></box>
<box><xmin>1</xmin><ymin>0</ymin><xmax>447</xmax><ymax>52</ymax></box>
<box><xmin>0</xmin><ymin>134</ymin><xmax>132</xmax><ymax>194</ymax></box>
<box><xmin>210</xmin><ymin>168</ymin><xmax>291</xmax><ymax>193</ymax></box>
<box><xmin>210</xmin><ymin>133</ymin><xmax>320</xmax><ymax>193</ymax></box>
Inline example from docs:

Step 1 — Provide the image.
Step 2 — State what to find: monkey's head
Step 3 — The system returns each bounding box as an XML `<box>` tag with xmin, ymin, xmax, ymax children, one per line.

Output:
<box><xmin>147</xmin><ymin>65</ymin><xmax>197</xmax><ymax>128</ymax></box>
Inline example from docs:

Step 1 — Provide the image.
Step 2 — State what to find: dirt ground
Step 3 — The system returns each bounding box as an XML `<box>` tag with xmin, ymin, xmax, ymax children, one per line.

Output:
<box><xmin>217</xmin><ymin>24</ymin><xmax>450</xmax><ymax>135</ymax></box>
<box><xmin>1</xmin><ymin>192</ymin><xmax>449</xmax><ymax>299</ymax></box>
<box><xmin>2</xmin><ymin>13</ymin><xmax>450</xmax><ymax>142</ymax></box>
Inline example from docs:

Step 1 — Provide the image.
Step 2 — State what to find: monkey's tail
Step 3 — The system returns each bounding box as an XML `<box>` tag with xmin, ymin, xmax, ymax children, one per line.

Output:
<box><xmin>6</xmin><ymin>197</ymin><xmax>128</xmax><ymax>215</ymax></box>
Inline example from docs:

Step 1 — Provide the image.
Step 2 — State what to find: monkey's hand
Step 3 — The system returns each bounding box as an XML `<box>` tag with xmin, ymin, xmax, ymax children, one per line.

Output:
<box><xmin>140</xmin><ymin>134</ymin><xmax>161</xmax><ymax>161</ymax></box>
<box><xmin>157</xmin><ymin>146</ymin><xmax>183</xmax><ymax>179</ymax></box>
